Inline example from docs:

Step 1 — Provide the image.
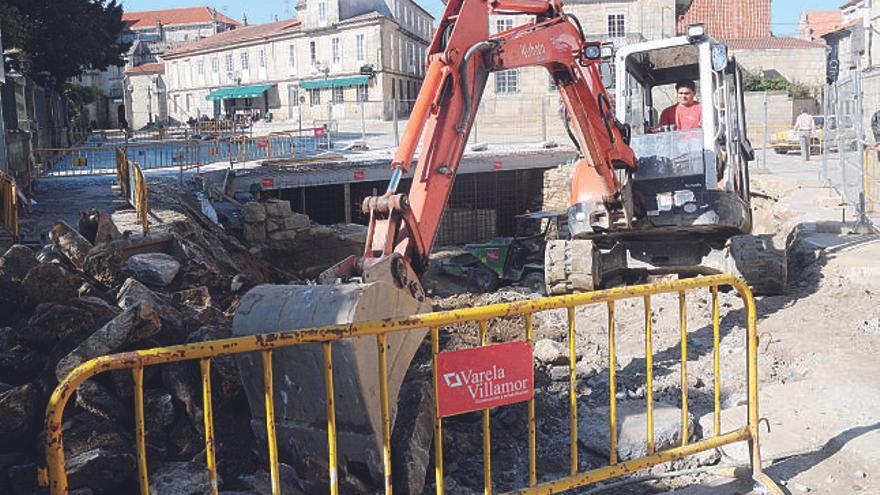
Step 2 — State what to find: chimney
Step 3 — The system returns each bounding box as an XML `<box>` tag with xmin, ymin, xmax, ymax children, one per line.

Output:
<box><xmin>243</xmin><ymin>13</ymin><xmax>249</xmax><ymax>26</ymax></box>
<box><xmin>156</xmin><ymin>16</ymin><xmax>165</xmax><ymax>41</ymax></box>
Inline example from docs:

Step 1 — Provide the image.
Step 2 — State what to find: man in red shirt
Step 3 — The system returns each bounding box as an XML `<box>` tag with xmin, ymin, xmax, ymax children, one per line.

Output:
<box><xmin>659</xmin><ymin>81</ymin><xmax>702</xmax><ymax>130</ymax></box>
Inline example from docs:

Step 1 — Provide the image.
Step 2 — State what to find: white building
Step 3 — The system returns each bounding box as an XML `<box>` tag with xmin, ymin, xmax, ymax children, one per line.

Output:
<box><xmin>161</xmin><ymin>0</ymin><xmax>433</xmax><ymax>125</ymax></box>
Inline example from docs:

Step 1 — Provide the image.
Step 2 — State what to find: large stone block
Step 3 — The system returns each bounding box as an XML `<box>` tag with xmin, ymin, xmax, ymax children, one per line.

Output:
<box><xmin>243</xmin><ymin>222</ymin><xmax>267</xmax><ymax>243</ymax></box>
<box><xmin>578</xmin><ymin>401</ymin><xmax>695</xmax><ymax>461</ymax></box>
<box><xmin>243</xmin><ymin>202</ymin><xmax>267</xmax><ymax>223</ymax></box>
<box><xmin>264</xmin><ymin>199</ymin><xmax>293</xmax><ymax>218</ymax></box>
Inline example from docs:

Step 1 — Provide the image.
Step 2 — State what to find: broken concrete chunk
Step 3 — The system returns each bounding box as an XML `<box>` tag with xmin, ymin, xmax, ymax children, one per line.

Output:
<box><xmin>22</xmin><ymin>263</ymin><xmax>81</xmax><ymax>305</ymax></box>
<box><xmin>243</xmin><ymin>222</ymin><xmax>267</xmax><ymax>244</ymax></box>
<box><xmin>56</xmin><ymin>302</ymin><xmax>162</xmax><ymax>381</ymax></box>
<box><xmin>66</xmin><ymin>448</ymin><xmax>135</xmax><ymax>493</ymax></box>
<box><xmin>264</xmin><ymin>199</ymin><xmax>293</xmax><ymax>218</ymax></box>
<box><xmin>240</xmin><ymin>462</ymin><xmax>305</xmax><ymax>495</ymax></box>
<box><xmin>578</xmin><ymin>401</ymin><xmax>694</xmax><ymax>461</ymax></box>
<box><xmin>534</xmin><ymin>338</ymin><xmax>567</xmax><ymax>365</ymax></box>
<box><xmin>0</xmin><ymin>245</ymin><xmax>38</xmax><ymax>281</ymax></box>
<box><xmin>267</xmin><ymin>230</ymin><xmax>296</xmax><ymax>241</ymax></box>
<box><xmin>243</xmin><ymin>202</ymin><xmax>267</xmax><ymax>223</ymax></box>
<box><xmin>82</xmin><ymin>242</ymin><xmax>125</xmax><ymax>286</ymax></box>
<box><xmin>0</xmin><ymin>277</ymin><xmax>25</xmax><ymax>326</ymax></box>
<box><xmin>265</xmin><ymin>217</ymin><xmax>286</xmax><ymax>233</ymax></box>
<box><xmin>21</xmin><ymin>297</ymin><xmax>120</xmax><ymax>349</ymax></box>
<box><xmin>0</xmin><ymin>383</ymin><xmax>40</xmax><ymax>446</ymax></box>
<box><xmin>50</xmin><ymin>221</ymin><xmax>94</xmax><ymax>269</ymax></box>
<box><xmin>148</xmin><ymin>461</ymin><xmax>215</xmax><ymax>495</ymax></box>
<box><xmin>75</xmin><ymin>379</ymin><xmax>128</xmax><ymax>423</ymax></box>
<box><xmin>123</xmin><ymin>252</ymin><xmax>181</xmax><ymax>287</ymax></box>
<box><xmin>285</xmin><ymin>213</ymin><xmax>310</xmax><ymax>231</ymax></box>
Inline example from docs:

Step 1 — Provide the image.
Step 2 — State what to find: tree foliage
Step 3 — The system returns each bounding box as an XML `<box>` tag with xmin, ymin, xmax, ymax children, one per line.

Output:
<box><xmin>0</xmin><ymin>0</ymin><xmax>131</xmax><ymax>86</ymax></box>
<box><xmin>744</xmin><ymin>71</ymin><xmax>818</xmax><ymax>99</ymax></box>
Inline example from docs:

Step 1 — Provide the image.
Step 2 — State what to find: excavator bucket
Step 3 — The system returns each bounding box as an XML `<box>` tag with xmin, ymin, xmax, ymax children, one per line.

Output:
<box><xmin>232</xmin><ymin>281</ymin><xmax>430</xmax><ymax>485</ymax></box>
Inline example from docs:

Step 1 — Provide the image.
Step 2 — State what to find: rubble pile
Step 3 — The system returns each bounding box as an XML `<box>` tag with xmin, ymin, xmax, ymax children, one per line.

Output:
<box><xmin>0</xmin><ymin>211</ymin><xmax>295</xmax><ymax>494</ymax></box>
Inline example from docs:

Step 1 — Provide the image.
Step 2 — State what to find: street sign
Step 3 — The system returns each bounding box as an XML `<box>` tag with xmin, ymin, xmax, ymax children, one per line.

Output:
<box><xmin>436</xmin><ymin>341</ymin><xmax>533</xmax><ymax>417</ymax></box>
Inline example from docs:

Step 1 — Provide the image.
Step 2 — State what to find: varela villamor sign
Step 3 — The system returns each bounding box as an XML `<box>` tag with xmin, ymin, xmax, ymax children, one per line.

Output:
<box><xmin>437</xmin><ymin>341</ymin><xmax>534</xmax><ymax>417</ymax></box>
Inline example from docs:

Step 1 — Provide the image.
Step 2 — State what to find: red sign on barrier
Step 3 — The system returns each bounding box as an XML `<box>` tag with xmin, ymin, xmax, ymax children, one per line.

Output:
<box><xmin>257</xmin><ymin>139</ymin><xmax>269</xmax><ymax>148</ymax></box>
<box><xmin>493</xmin><ymin>160</ymin><xmax>503</xmax><ymax>170</ymax></box>
<box><xmin>437</xmin><ymin>341</ymin><xmax>533</xmax><ymax>417</ymax></box>
<box><xmin>261</xmin><ymin>178</ymin><xmax>274</xmax><ymax>188</ymax></box>
<box><xmin>353</xmin><ymin>170</ymin><xmax>365</xmax><ymax>180</ymax></box>
<box><xmin>314</xmin><ymin>127</ymin><xmax>325</xmax><ymax>138</ymax></box>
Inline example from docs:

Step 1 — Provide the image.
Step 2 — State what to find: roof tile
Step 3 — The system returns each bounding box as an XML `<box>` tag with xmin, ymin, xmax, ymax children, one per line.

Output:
<box><xmin>725</xmin><ymin>36</ymin><xmax>827</xmax><ymax>50</ymax></box>
<box><xmin>123</xmin><ymin>7</ymin><xmax>240</xmax><ymax>30</ymax></box>
<box><xmin>164</xmin><ymin>19</ymin><xmax>302</xmax><ymax>58</ymax></box>
<box><xmin>677</xmin><ymin>0</ymin><xmax>771</xmax><ymax>39</ymax></box>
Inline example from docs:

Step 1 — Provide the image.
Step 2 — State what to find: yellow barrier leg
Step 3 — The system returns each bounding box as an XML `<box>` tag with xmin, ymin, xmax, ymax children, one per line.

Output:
<box><xmin>377</xmin><ymin>334</ymin><xmax>393</xmax><ymax>495</ymax></box>
<box><xmin>679</xmin><ymin>291</ymin><xmax>688</xmax><ymax>447</ymax></box>
<box><xmin>607</xmin><ymin>302</ymin><xmax>617</xmax><ymax>465</ymax></box>
<box><xmin>262</xmin><ymin>351</ymin><xmax>281</xmax><ymax>495</ymax></box>
<box><xmin>712</xmin><ymin>286</ymin><xmax>721</xmax><ymax>436</ymax></box>
<box><xmin>133</xmin><ymin>367</ymin><xmax>149</xmax><ymax>495</ymax></box>
<box><xmin>525</xmin><ymin>314</ymin><xmax>537</xmax><ymax>487</ymax></box>
<box><xmin>201</xmin><ymin>359</ymin><xmax>219</xmax><ymax>495</ymax></box>
<box><xmin>323</xmin><ymin>342</ymin><xmax>339</xmax><ymax>495</ymax></box>
<box><xmin>644</xmin><ymin>295</ymin><xmax>654</xmax><ymax>455</ymax></box>
<box><xmin>567</xmin><ymin>307</ymin><xmax>578</xmax><ymax>475</ymax></box>
<box><xmin>480</xmin><ymin>320</ymin><xmax>492</xmax><ymax>495</ymax></box>
<box><xmin>431</xmin><ymin>327</ymin><xmax>445</xmax><ymax>495</ymax></box>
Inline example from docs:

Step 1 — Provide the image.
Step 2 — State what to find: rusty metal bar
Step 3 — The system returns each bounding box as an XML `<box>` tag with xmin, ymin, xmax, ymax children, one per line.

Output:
<box><xmin>431</xmin><ymin>326</ymin><xmax>445</xmax><ymax>495</ymax></box>
<box><xmin>132</xmin><ymin>366</ymin><xmax>149</xmax><ymax>495</ymax></box>
<box><xmin>323</xmin><ymin>342</ymin><xmax>340</xmax><ymax>495</ymax></box>
<box><xmin>644</xmin><ymin>295</ymin><xmax>654</xmax><ymax>455</ymax></box>
<box><xmin>377</xmin><ymin>333</ymin><xmax>393</xmax><ymax>495</ymax></box>
<box><xmin>607</xmin><ymin>301</ymin><xmax>617</xmax><ymax>465</ymax></box>
<box><xmin>200</xmin><ymin>359</ymin><xmax>219</xmax><ymax>495</ymax></box>
<box><xmin>480</xmin><ymin>320</ymin><xmax>492</xmax><ymax>495</ymax></box>
<box><xmin>262</xmin><ymin>350</ymin><xmax>281</xmax><ymax>495</ymax></box>
<box><xmin>679</xmin><ymin>291</ymin><xmax>688</xmax><ymax>447</ymax></box>
<box><xmin>567</xmin><ymin>306</ymin><xmax>577</xmax><ymax>475</ymax></box>
<box><xmin>712</xmin><ymin>286</ymin><xmax>721</xmax><ymax>436</ymax></box>
<box><xmin>525</xmin><ymin>313</ymin><xmax>536</xmax><ymax>487</ymax></box>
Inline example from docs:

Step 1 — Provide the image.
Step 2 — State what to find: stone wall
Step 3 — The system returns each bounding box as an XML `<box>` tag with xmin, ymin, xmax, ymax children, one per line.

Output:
<box><xmin>241</xmin><ymin>199</ymin><xmax>311</xmax><ymax>249</ymax></box>
<box><xmin>732</xmin><ymin>46</ymin><xmax>827</xmax><ymax>87</ymax></box>
<box><xmin>542</xmin><ymin>160</ymin><xmax>576</xmax><ymax>213</ymax></box>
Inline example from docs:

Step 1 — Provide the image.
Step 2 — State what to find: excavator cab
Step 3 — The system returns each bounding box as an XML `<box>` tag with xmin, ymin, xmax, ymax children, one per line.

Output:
<box><xmin>547</xmin><ymin>27</ymin><xmax>786</xmax><ymax>295</ymax></box>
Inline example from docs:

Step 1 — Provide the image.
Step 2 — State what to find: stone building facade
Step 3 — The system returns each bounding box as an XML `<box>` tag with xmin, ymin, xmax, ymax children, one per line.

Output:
<box><xmin>123</xmin><ymin>64</ymin><xmax>168</xmax><ymax>130</ymax></box>
<box><xmin>160</xmin><ymin>0</ymin><xmax>433</xmax><ymax>124</ymax></box>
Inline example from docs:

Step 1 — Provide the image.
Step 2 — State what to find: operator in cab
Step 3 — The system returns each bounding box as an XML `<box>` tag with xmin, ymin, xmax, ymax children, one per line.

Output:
<box><xmin>658</xmin><ymin>80</ymin><xmax>702</xmax><ymax>131</ymax></box>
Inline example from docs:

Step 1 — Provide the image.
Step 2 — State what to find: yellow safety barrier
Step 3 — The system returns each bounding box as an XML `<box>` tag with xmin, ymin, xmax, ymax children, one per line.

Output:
<box><xmin>125</xmin><ymin>160</ymin><xmax>149</xmax><ymax>235</ymax></box>
<box><xmin>0</xmin><ymin>170</ymin><xmax>19</xmax><ymax>241</ymax></box>
<box><xmin>43</xmin><ymin>274</ymin><xmax>782</xmax><ymax>495</ymax></box>
<box><xmin>115</xmin><ymin>147</ymin><xmax>131</xmax><ymax>200</ymax></box>
<box><xmin>864</xmin><ymin>146</ymin><xmax>880</xmax><ymax>212</ymax></box>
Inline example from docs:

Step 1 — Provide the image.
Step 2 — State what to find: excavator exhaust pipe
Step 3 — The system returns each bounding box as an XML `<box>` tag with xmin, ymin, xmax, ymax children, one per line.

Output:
<box><xmin>232</xmin><ymin>280</ymin><xmax>430</xmax><ymax>487</ymax></box>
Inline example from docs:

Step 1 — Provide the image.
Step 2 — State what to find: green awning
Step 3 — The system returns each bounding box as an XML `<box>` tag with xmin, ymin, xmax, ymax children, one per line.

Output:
<box><xmin>205</xmin><ymin>84</ymin><xmax>275</xmax><ymax>101</ymax></box>
<box><xmin>299</xmin><ymin>75</ymin><xmax>370</xmax><ymax>89</ymax></box>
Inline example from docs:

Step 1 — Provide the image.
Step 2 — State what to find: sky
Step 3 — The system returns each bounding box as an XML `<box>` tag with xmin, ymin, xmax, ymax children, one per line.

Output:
<box><xmin>120</xmin><ymin>0</ymin><xmax>845</xmax><ymax>36</ymax></box>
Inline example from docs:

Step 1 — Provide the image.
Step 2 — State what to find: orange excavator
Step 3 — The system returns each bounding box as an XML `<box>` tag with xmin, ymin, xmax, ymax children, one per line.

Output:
<box><xmin>233</xmin><ymin>0</ymin><xmax>773</xmax><ymax>490</ymax></box>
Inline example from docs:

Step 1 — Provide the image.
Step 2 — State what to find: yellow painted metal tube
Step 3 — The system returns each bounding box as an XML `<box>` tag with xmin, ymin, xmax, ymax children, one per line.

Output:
<box><xmin>431</xmin><ymin>327</ymin><xmax>445</xmax><ymax>495</ymax></box>
<box><xmin>323</xmin><ymin>342</ymin><xmax>340</xmax><ymax>495</ymax></box>
<box><xmin>44</xmin><ymin>275</ymin><xmax>765</xmax><ymax>495</ymax></box>
<box><xmin>133</xmin><ymin>367</ymin><xmax>149</xmax><ymax>495</ymax></box>
<box><xmin>525</xmin><ymin>313</ymin><xmax>536</xmax><ymax>487</ymax></box>
<box><xmin>712</xmin><ymin>286</ymin><xmax>721</xmax><ymax>437</ymax></box>
<box><xmin>743</xmin><ymin>280</ymin><xmax>763</xmax><ymax>479</ymax></box>
<box><xmin>200</xmin><ymin>359</ymin><xmax>219</xmax><ymax>495</ymax></box>
<box><xmin>262</xmin><ymin>351</ymin><xmax>281</xmax><ymax>495</ymax></box>
<box><xmin>502</xmin><ymin>428</ymin><xmax>751</xmax><ymax>495</ymax></box>
<box><xmin>377</xmin><ymin>334</ymin><xmax>393</xmax><ymax>495</ymax></box>
<box><xmin>644</xmin><ymin>295</ymin><xmax>654</xmax><ymax>455</ymax></box>
<box><xmin>679</xmin><ymin>291</ymin><xmax>688</xmax><ymax>447</ymax></box>
<box><xmin>607</xmin><ymin>301</ymin><xmax>617</xmax><ymax>465</ymax></box>
<box><xmin>567</xmin><ymin>306</ymin><xmax>577</xmax><ymax>475</ymax></box>
<box><xmin>480</xmin><ymin>320</ymin><xmax>492</xmax><ymax>495</ymax></box>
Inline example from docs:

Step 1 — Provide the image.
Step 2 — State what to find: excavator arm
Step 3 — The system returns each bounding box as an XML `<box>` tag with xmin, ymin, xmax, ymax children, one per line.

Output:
<box><xmin>320</xmin><ymin>0</ymin><xmax>637</xmax><ymax>290</ymax></box>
